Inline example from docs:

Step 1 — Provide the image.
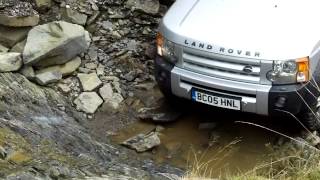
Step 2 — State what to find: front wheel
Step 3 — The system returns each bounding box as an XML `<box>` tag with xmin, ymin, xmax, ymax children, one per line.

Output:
<box><xmin>299</xmin><ymin>103</ymin><xmax>320</xmax><ymax>131</ymax></box>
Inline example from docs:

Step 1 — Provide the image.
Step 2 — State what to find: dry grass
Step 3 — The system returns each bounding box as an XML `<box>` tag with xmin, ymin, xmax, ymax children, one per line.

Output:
<box><xmin>181</xmin><ymin>140</ymin><xmax>241</xmax><ymax>180</ymax></box>
<box><xmin>182</xmin><ymin>142</ymin><xmax>320</xmax><ymax>180</ymax></box>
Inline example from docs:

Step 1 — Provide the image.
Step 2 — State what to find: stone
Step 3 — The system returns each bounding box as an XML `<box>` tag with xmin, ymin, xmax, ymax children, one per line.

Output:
<box><xmin>0</xmin><ymin>44</ymin><xmax>8</xmax><ymax>52</ymax></box>
<box><xmin>96</xmin><ymin>64</ymin><xmax>105</xmax><ymax>76</ymax></box>
<box><xmin>86</xmin><ymin>11</ymin><xmax>100</xmax><ymax>25</ymax></box>
<box><xmin>20</xmin><ymin>66</ymin><xmax>35</xmax><ymax>80</ymax></box>
<box><xmin>78</xmin><ymin>67</ymin><xmax>92</xmax><ymax>74</ymax></box>
<box><xmin>124</xmin><ymin>71</ymin><xmax>136</xmax><ymax>82</ymax></box>
<box><xmin>102</xmin><ymin>76</ymin><xmax>120</xmax><ymax>82</ymax></box>
<box><xmin>48</xmin><ymin>166</ymin><xmax>71</xmax><ymax>179</ymax></box>
<box><xmin>155</xmin><ymin>125</ymin><xmax>165</xmax><ymax>132</ymax></box>
<box><xmin>57</xmin><ymin>83</ymin><xmax>71</xmax><ymax>94</ymax></box>
<box><xmin>99</xmin><ymin>84</ymin><xmax>124</xmax><ymax>109</ymax></box>
<box><xmin>35</xmin><ymin>0</ymin><xmax>52</xmax><ymax>10</ymax></box>
<box><xmin>125</xmin><ymin>0</ymin><xmax>160</xmax><ymax>15</ymax></box>
<box><xmin>36</xmin><ymin>57</ymin><xmax>81</xmax><ymax>77</ymax></box>
<box><xmin>10</xmin><ymin>39</ymin><xmax>27</xmax><ymax>53</ymax></box>
<box><xmin>0</xmin><ymin>25</ymin><xmax>30</xmax><ymax>47</ymax></box>
<box><xmin>85</xmin><ymin>62</ymin><xmax>98</xmax><ymax>70</ymax></box>
<box><xmin>112</xmin><ymin>81</ymin><xmax>122</xmax><ymax>93</ymax></box>
<box><xmin>0</xmin><ymin>52</ymin><xmax>22</xmax><ymax>72</ymax></box>
<box><xmin>61</xmin><ymin>7</ymin><xmax>88</xmax><ymax>25</ymax></box>
<box><xmin>122</xmin><ymin>132</ymin><xmax>161</xmax><ymax>152</ymax></box>
<box><xmin>78</xmin><ymin>73</ymin><xmax>102</xmax><ymax>91</ymax></box>
<box><xmin>111</xmin><ymin>31</ymin><xmax>122</xmax><ymax>39</ymax></box>
<box><xmin>74</xmin><ymin>92</ymin><xmax>103</xmax><ymax>114</ymax></box>
<box><xmin>101</xmin><ymin>21</ymin><xmax>114</xmax><ymax>31</ymax></box>
<box><xmin>99</xmin><ymin>84</ymin><xmax>113</xmax><ymax>100</ymax></box>
<box><xmin>35</xmin><ymin>71</ymin><xmax>62</xmax><ymax>85</ymax></box>
<box><xmin>0</xmin><ymin>2</ymin><xmax>40</xmax><ymax>27</ymax></box>
<box><xmin>87</xmin><ymin>45</ymin><xmax>98</xmax><ymax>61</ymax></box>
<box><xmin>105</xmin><ymin>93</ymin><xmax>124</xmax><ymax>109</ymax></box>
<box><xmin>23</xmin><ymin>21</ymin><xmax>90</xmax><ymax>68</ymax></box>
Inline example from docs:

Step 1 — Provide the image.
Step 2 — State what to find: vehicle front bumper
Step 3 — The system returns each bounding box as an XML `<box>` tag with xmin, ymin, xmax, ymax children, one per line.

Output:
<box><xmin>155</xmin><ymin>55</ymin><xmax>319</xmax><ymax>116</ymax></box>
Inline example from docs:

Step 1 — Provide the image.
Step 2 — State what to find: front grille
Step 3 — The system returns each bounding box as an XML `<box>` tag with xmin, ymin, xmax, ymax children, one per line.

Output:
<box><xmin>182</xmin><ymin>51</ymin><xmax>262</xmax><ymax>84</ymax></box>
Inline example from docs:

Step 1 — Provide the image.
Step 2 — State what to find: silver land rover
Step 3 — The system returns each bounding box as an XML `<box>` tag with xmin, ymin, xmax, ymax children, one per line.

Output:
<box><xmin>154</xmin><ymin>0</ymin><xmax>320</xmax><ymax>130</ymax></box>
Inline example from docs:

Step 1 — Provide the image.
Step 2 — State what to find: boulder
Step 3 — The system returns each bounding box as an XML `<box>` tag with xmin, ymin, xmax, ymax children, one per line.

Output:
<box><xmin>36</xmin><ymin>57</ymin><xmax>81</xmax><ymax>77</ymax></box>
<box><xmin>78</xmin><ymin>73</ymin><xmax>102</xmax><ymax>91</ymax></box>
<box><xmin>61</xmin><ymin>7</ymin><xmax>88</xmax><ymax>25</ymax></box>
<box><xmin>0</xmin><ymin>2</ymin><xmax>39</xmax><ymax>27</ymax></box>
<box><xmin>125</xmin><ymin>0</ymin><xmax>160</xmax><ymax>15</ymax></box>
<box><xmin>0</xmin><ymin>25</ymin><xmax>30</xmax><ymax>47</ymax></box>
<box><xmin>74</xmin><ymin>92</ymin><xmax>103</xmax><ymax>114</ymax></box>
<box><xmin>35</xmin><ymin>71</ymin><xmax>62</xmax><ymax>85</ymax></box>
<box><xmin>23</xmin><ymin>21</ymin><xmax>91</xmax><ymax>68</ymax></box>
<box><xmin>122</xmin><ymin>132</ymin><xmax>161</xmax><ymax>152</ymax></box>
<box><xmin>0</xmin><ymin>53</ymin><xmax>22</xmax><ymax>72</ymax></box>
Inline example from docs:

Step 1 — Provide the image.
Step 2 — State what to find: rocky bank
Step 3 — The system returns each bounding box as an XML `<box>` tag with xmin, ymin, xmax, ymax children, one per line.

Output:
<box><xmin>0</xmin><ymin>0</ymin><xmax>181</xmax><ymax>179</ymax></box>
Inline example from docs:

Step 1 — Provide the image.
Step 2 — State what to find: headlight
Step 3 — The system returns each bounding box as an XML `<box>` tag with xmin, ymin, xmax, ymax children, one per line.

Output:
<box><xmin>267</xmin><ymin>57</ymin><xmax>310</xmax><ymax>85</ymax></box>
<box><xmin>156</xmin><ymin>33</ymin><xmax>178</xmax><ymax>64</ymax></box>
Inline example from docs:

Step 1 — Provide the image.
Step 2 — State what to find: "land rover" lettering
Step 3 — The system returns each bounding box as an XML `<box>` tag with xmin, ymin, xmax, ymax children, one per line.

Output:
<box><xmin>184</xmin><ymin>39</ymin><xmax>261</xmax><ymax>57</ymax></box>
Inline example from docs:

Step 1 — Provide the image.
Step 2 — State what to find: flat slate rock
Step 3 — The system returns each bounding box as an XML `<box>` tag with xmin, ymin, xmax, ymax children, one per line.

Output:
<box><xmin>122</xmin><ymin>132</ymin><xmax>161</xmax><ymax>152</ymax></box>
<box><xmin>74</xmin><ymin>92</ymin><xmax>103</xmax><ymax>114</ymax></box>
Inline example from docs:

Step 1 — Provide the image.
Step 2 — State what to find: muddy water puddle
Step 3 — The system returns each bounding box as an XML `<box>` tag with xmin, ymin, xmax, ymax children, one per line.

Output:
<box><xmin>112</xmin><ymin>107</ymin><xmax>300</xmax><ymax>177</ymax></box>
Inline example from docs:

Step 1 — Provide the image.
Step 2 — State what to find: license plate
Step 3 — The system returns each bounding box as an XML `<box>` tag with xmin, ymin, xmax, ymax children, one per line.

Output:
<box><xmin>191</xmin><ymin>89</ymin><xmax>241</xmax><ymax>110</ymax></box>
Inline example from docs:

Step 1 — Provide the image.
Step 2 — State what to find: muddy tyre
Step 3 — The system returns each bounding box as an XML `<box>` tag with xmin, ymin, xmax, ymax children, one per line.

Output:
<box><xmin>160</xmin><ymin>90</ymin><xmax>184</xmax><ymax>107</ymax></box>
<box><xmin>157</xmin><ymin>86</ymin><xmax>189</xmax><ymax>110</ymax></box>
<box><xmin>300</xmin><ymin>106</ymin><xmax>320</xmax><ymax>131</ymax></box>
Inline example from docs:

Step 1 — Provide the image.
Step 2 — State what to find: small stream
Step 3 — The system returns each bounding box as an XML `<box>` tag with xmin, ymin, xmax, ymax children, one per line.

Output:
<box><xmin>112</xmin><ymin>104</ymin><xmax>301</xmax><ymax>177</ymax></box>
